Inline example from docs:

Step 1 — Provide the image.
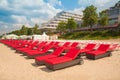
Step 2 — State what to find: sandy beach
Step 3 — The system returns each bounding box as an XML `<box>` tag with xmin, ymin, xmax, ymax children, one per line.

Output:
<box><xmin>0</xmin><ymin>40</ymin><xmax>120</xmax><ymax>80</ymax></box>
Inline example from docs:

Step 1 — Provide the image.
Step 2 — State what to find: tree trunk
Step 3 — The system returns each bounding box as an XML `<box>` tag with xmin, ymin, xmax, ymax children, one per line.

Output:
<box><xmin>90</xmin><ymin>25</ymin><xmax>93</xmax><ymax>32</ymax></box>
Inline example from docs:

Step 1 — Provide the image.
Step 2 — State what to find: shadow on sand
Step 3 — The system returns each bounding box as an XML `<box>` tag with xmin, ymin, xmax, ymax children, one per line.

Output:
<box><xmin>40</xmin><ymin>67</ymin><xmax>53</xmax><ymax>73</ymax></box>
<box><xmin>31</xmin><ymin>62</ymin><xmax>54</xmax><ymax>72</ymax></box>
<box><xmin>31</xmin><ymin>63</ymin><xmax>40</xmax><ymax>67</ymax></box>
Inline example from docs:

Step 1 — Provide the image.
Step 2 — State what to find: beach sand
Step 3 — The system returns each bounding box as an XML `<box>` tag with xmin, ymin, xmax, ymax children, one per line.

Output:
<box><xmin>0</xmin><ymin>40</ymin><xmax>120</xmax><ymax>80</ymax></box>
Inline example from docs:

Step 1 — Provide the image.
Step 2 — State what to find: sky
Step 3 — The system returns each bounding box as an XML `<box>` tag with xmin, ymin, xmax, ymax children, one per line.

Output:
<box><xmin>0</xmin><ymin>0</ymin><xmax>119</xmax><ymax>35</ymax></box>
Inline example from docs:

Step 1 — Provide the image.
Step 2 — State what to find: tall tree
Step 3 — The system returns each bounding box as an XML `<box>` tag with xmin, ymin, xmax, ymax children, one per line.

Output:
<box><xmin>33</xmin><ymin>24</ymin><xmax>39</xmax><ymax>34</ymax></box>
<box><xmin>20</xmin><ymin>25</ymin><xmax>28</xmax><ymax>35</ymax></box>
<box><xmin>57</xmin><ymin>21</ymin><xmax>67</xmax><ymax>34</ymax></box>
<box><xmin>99</xmin><ymin>10</ymin><xmax>108</xmax><ymax>27</ymax></box>
<box><xmin>27</xmin><ymin>28</ymin><xmax>33</xmax><ymax>35</ymax></box>
<box><xmin>82</xmin><ymin>5</ymin><xmax>98</xmax><ymax>31</ymax></box>
<box><xmin>66</xmin><ymin>17</ymin><xmax>77</xmax><ymax>32</ymax></box>
<box><xmin>11</xmin><ymin>30</ymin><xmax>21</xmax><ymax>36</ymax></box>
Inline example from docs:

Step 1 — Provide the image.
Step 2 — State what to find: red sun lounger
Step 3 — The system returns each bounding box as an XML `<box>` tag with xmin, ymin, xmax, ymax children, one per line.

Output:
<box><xmin>13</xmin><ymin>40</ymin><xmax>33</xmax><ymax>49</ymax></box>
<box><xmin>108</xmin><ymin>44</ymin><xmax>118</xmax><ymax>51</ymax></box>
<box><xmin>65</xmin><ymin>42</ymin><xmax>79</xmax><ymax>50</ymax></box>
<box><xmin>86</xmin><ymin>44</ymin><xmax>111</xmax><ymax>60</ymax></box>
<box><xmin>10</xmin><ymin>40</ymin><xmax>28</xmax><ymax>48</ymax></box>
<box><xmin>35</xmin><ymin>47</ymin><xmax>65</xmax><ymax>65</ymax></box>
<box><xmin>16</xmin><ymin>41</ymin><xmax>39</xmax><ymax>50</ymax></box>
<box><xmin>25</xmin><ymin>42</ymin><xmax>55</xmax><ymax>58</ymax></box>
<box><xmin>16</xmin><ymin>41</ymin><xmax>39</xmax><ymax>52</ymax></box>
<box><xmin>79</xmin><ymin>43</ymin><xmax>96</xmax><ymax>55</ymax></box>
<box><xmin>20</xmin><ymin>41</ymin><xmax>47</xmax><ymax>54</ymax></box>
<box><xmin>45</xmin><ymin>48</ymin><xmax>84</xmax><ymax>70</ymax></box>
<box><xmin>23</xmin><ymin>41</ymin><xmax>54</xmax><ymax>53</ymax></box>
<box><xmin>54</xmin><ymin>42</ymin><xmax>71</xmax><ymax>48</ymax></box>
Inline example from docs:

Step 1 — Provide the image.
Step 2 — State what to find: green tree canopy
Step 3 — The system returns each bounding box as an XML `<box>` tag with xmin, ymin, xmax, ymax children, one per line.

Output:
<box><xmin>20</xmin><ymin>25</ymin><xmax>28</xmax><ymax>35</ymax></box>
<box><xmin>57</xmin><ymin>21</ymin><xmax>67</xmax><ymax>34</ymax></box>
<box><xmin>27</xmin><ymin>28</ymin><xmax>33</xmax><ymax>35</ymax></box>
<box><xmin>33</xmin><ymin>24</ymin><xmax>40</xmax><ymax>34</ymax></box>
<box><xmin>99</xmin><ymin>10</ymin><xmax>108</xmax><ymax>27</ymax></box>
<box><xmin>66</xmin><ymin>17</ymin><xmax>77</xmax><ymax>32</ymax></box>
<box><xmin>82</xmin><ymin>5</ymin><xmax>98</xmax><ymax>31</ymax></box>
<box><xmin>11</xmin><ymin>30</ymin><xmax>21</xmax><ymax>36</ymax></box>
<box><xmin>7</xmin><ymin>24</ymin><xmax>42</xmax><ymax>36</ymax></box>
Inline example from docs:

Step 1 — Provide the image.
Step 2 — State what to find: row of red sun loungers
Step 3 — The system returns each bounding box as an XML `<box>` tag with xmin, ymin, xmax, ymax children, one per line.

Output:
<box><xmin>0</xmin><ymin>39</ymin><xmax>119</xmax><ymax>70</ymax></box>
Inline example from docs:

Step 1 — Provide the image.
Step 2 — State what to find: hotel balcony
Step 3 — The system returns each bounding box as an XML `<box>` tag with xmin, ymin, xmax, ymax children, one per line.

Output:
<box><xmin>108</xmin><ymin>14</ymin><xmax>119</xmax><ymax>19</ymax></box>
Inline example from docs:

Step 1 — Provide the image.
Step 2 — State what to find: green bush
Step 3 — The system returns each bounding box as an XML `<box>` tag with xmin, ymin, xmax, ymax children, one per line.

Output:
<box><xmin>59</xmin><ymin>30</ymin><xmax>120</xmax><ymax>40</ymax></box>
<box><xmin>89</xmin><ymin>31</ymin><xmax>102</xmax><ymax>37</ymax></box>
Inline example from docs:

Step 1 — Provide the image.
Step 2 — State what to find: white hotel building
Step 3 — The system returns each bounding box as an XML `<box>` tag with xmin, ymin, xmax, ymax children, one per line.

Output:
<box><xmin>42</xmin><ymin>11</ymin><xmax>83</xmax><ymax>29</ymax></box>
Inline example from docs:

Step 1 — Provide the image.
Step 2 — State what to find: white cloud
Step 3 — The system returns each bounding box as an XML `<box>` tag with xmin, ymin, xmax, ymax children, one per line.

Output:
<box><xmin>0</xmin><ymin>0</ymin><xmax>62</xmax><ymax>34</ymax></box>
<box><xmin>48</xmin><ymin>0</ymin><xmax>62</xmax><ymax>6</ymax></box>
<box><xmin>0</xmin><ymin>21</ymin><xmax>21</xmax><ymax>34</ymax></box>
<box><xmin>78</xmin><ymin>0</ymin><xmax>92</xmax><ymax>7</ymax></box>
<box><xmin>33</xmin><ymin>3</ymin><xmax>61</xmax><ymax>19</ymax></box>
<box><xmin>30</xmin><ymin>18</ymin><xmax>40</xmax><ymax>24</ymax></box>
<box><xmin>3</xmin><ymin>25</ymin><xmax>8</xmax><ymax>29</ymax></box>
<box><xmin>94</xmin><ymin>0</ymin><xmax>119</xmax><ymax>11</ymax></box>
<box><xmin>0</xmin><ymin>0</ymin><xmax>8</xmax><ymax>8</ymax></box>
<box><xmin>11</xmin><ymin>15</ymin><xmax>28</xmax><ymax>24</ymax></box>
<box><xmin>44</xmin><ymin>3</ymin><xmax>61</xmax><ymax>18</ymax></box>
<box><xmin>13</xmin><ymin>24</ymin><xmax>23</xmax><ymax>28</ymax></box>
<box><xmin>9</xmin><ymin>0</ymin><xmax>45</xmax><ymax>9</ymax></box>
<box><xmin>30</xmin><ymin>18</ymin><xmax>46</xmax><ymax>24</ymax></box>
<box><xmin>78</xmin><ymin>0</ymin><xmax>119</xmax><ymax>12</ymax></box>
<box><xmin>78</xmin><ymin>0</ymin><xmax>110</xmax><ymax>7</ymax></box>
<box><xmin>94</xmin><ymin>0</ymin><xmax>110</xmax><ymax>7</ymax></box>
<box><xmin>0</xmin><ymin>0</ymin><xmax>62</xmax><ymax>20</ymax></box>
<box><xmin>70</xmin><ymin>7</ymin><xmax>85</xmax><ymax>15</ymax></box>
<box><xmin>0</xmin><ymin>21</ymin><xmax>8</xmax><ymax>30</ymax></box>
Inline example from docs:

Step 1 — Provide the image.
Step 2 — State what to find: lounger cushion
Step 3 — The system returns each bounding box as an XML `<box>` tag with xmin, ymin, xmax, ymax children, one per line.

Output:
<box><xmin>79</xmin><ymin>49</ymin><xmax>91</xmax><ymax>52</ymax></box>
<box><xmin>87</xmin><ymin>50</ymin><xmax>105</xmax><ymax>56</ymax></box>
<box><xmin>65</xmin><ymin>48</ymin><xmax>80</xmax><ymax>59</ymax></box>
<box><xmin>35</xmin><ymin>54</ymin><xmax>56</xmax><ymax>61</ymax></box>
<box><xmin>16</xmin><ymin>47</ymin><xmax>29</xmax><ymax>51</ymax></box>
<box><xmin>18</xmin><ymin>48</ymin><xmax>32</xmax><ymax>52</ymax></box>
<box><xmin>27</xmin><ymin>51</ymin><xmax>43</xmax><ymax>55</ymax></box>
<box><xmin>23</xmin><ymin>49</ymin><xmax>38</xmax><ymax>53</ymax></box>
<box><xmin>45</xmin><ymin>57</ymin><xmax>72</xmax><ymax>65</ymax></box>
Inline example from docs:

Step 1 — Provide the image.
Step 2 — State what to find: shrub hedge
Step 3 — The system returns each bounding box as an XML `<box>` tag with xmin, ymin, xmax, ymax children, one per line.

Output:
<box><xmin>59</xmin><ymin>30</ymin><xmax>120</xmax><ymax>40</ymax></box>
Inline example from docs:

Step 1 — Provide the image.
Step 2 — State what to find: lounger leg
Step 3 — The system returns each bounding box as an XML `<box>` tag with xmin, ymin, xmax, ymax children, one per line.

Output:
<box><xmin>79</xmin><ymin>58</ymin><xmax>84</xmax><ymax>65</ymax></box>
<box><xmin>108</xmin><ymin>51</ymin><xmax>112</xmax><ymax>57</ymax></box>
